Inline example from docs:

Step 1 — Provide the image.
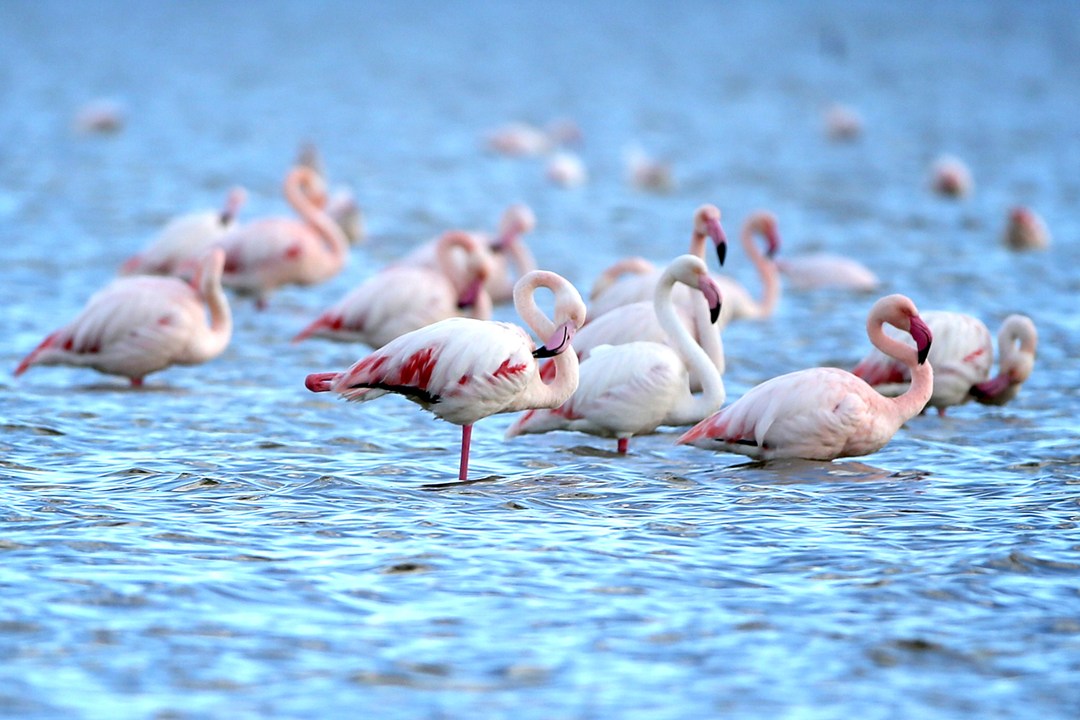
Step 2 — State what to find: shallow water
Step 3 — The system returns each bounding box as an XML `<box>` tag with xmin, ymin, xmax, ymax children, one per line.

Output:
<box><xmin>2</xmin><ymin>1</ymin><xmax>1079</xmax><ymax>718</ymax></box>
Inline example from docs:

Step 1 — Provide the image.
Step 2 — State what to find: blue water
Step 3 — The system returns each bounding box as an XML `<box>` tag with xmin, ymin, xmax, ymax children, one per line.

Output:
<box><xmin>2</xmin><ymin>1</ymin><xmax>1079</xmax><ymax>718</ymax></box>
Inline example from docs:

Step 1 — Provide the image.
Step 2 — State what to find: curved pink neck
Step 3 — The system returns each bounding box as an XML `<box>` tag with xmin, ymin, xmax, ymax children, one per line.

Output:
<box><xmin>741</xmin><ymin>216</ymin><xmax>780</xmax><ymax>315</ymax></box>
<box><xmin>285</xmin><ymin>168</ymin><xmax>347</xmax><ymax>260</ymax></box>
<box><xmin>867</xmin><ymin>316</ymin><xmax>932</xmax><ymax>422</ymax></box>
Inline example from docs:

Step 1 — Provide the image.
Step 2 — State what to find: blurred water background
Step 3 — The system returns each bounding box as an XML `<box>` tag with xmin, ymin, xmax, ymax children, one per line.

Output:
<box><xmin>2</xmin><ymin>1</ymin><xmax>1079</xmax><ymax>718</ymax></box>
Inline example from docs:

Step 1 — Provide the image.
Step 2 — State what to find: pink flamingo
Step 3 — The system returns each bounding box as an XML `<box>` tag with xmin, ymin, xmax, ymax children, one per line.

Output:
<box><xmin>824</xmin><ymin>103</ymin><xmax>863</xmax><ymax>141</ymax></box>
<box><xmin>217</xmin><ymin>165</ymin><xmax>349</xmax><ymax>308</ymax></box>
<box><xmin>484</xmin><ymin>119</ymin><xmax>582</xmax><ymax>157</ymax></box>
<box><xmin>853</xmin><ymin>311</ymin><xmax>1037</xmax><ymax>414</ymax></box>
<box><xmin>546</xmin><ymin>152</ymin><xmax>587</xmax><ymax>188</ymax></box>
<box><xmin>119</xmin><ymin>187</ymin><xmax>247</xmax><ymax>277</ymax></box>
<box><xmin>588</xmin><ymin>204</ymin><xmax>728</xmax><ymax>322</ymax></box>
<box><xmin>399</xmin><ymin>204</ymin><xmax>537</xmax><ymax>304</ymax></box>
<box><xmin>505</xmin><ymin>255</ymin><xmax>725</xmax><ymax>454</ymax></box>
<box><xmin>293</xmin><ymin>231</ymin><xmax>494</xmax><ymax>349</ymax></box>
<box><xmin>678</xmin><ymin>294</ymin><xmax>933</xmax><ymax>461</ymax></box>
<box><xmin>971</xmin><ymin>315</ymin><xmax>1038</xmax><ymax>406</ymax></box>
<box><xmin>625</xmin><ymin>144</ymin><xmax>675</xmax><ymax>192</ymax></box>
<box><xmin>776</xmin><ymin>252</ymin><xmax>880</xmax><ymax>292</ymax></box>
<box><xmin>930</xmin><ymin>155</ymin><xmax>973</xmax><ymax>198</ymax></box>
<box><xmin>305</xmin><ymin>270</ymin><xmax>587</xmax><ymax>482</ymax></box>
<box><xmin>1003</xmin><ymin>206</ymin><xmax>1049</xmax><ymax>251</ymax></box>
<box><xmin>15</xmin><ymin>249</ymin><xmax>232</xmax><ymax>387</ymax></box>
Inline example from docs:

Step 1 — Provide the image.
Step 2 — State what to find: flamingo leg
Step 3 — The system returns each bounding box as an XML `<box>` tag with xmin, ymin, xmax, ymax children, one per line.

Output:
<box><xmin>459</xmin><ymin>424</ymin><xmax>473</xmax><ymax>482</ymax></box>
<box><xmin>130</xmin><ymin>378</ymin><xmax>144</xmax><ymax>388</ymax></box>
<box><xmin>617</xmin><ymin>437</ymin><xmax>629</xmax><ymax>454</ymax></box>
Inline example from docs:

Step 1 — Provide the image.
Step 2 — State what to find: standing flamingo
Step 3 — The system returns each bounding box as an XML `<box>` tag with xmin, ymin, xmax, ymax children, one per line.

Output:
<box><xmin>120</xmin><ymin>187</ymin><xmax>247</xmax><ymax>277</ymax></box>
<box><xmin>296</xmin><ymin>143</ymin><xmax>365</xmax><ymax>245</ymax></box>
<box><xmin>588</xmin><ymin>204</ymin><xmax>728</xmax><ymax>321</ymax></box>
<box><xmin>505</xmin><ymin>255</ymin><xmax>725</xmax><ymax>453</ymax></box>
<box><xmin>304</xmin><ymin>270</ymin><xmax>587</xmax><ymax>482</ymax></box>
<box><xmin>15</xmin><ymin>249</ymin><xmax>232</xmax><ymax>386</ymax></box>
<box><xmin>971</xmin><ymin>315</ymin><xmax>1038</xmax><ymax>406</ymax></box>
<box><xmin>1003</xmin><ymin>206</ymin><xmax>1050</xmax><ymax>251</ymax></box>
<box><xmin>678</xmin><ymin>294</ymin><xmax>933</xmax><ymax>461</ymax></box>
<box><xmin>293</xmin><ymin>231</ymin><xmax>494</xmax><ymax>349</ymax></box>
<box><xmin>776</xmin><ymin>252</ymin><xmax>880</xmax><ymax>292</ymax></box>
<box><xmin>217</xmin><ymin>165</ymin><xmax>350</xmax><ymax>308</ymax></box>
<box><xmin>853</xmin><ymin>310</ymin><xmax>1036</xmax><ymax>415</ymax></box>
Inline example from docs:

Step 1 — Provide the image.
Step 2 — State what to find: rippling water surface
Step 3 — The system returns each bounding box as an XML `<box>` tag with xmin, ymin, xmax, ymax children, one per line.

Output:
<box><xmin>2</xmin><ymin>1</ymin><xmax>1079</xmax><ymax>717</ymax></box>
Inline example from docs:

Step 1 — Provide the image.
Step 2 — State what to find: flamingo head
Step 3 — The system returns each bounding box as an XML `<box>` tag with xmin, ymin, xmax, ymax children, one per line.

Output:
<box><xmin>694</xmin><ymin>204</ymin><xmax>727</xmax><ymax>267</ymax></box>
<box><xmin>492</xmin><ymin>203</ymin><xmax>537</xmax><ymax>253</ymax></box>
<box><xmin>751</xmin><ymin>211</ymin><xmax>781</xmax><ymax>259</ymax></box>
<box><xmin>908</xmin><ymin>315</ymin><xmax>933</xmax><ymax>365</ymax></box>
<box><xmin>292</xmin><ymin>165</ymin><xmax>329</xmax><ymax>208</ymax></box>
<box><xmin>698</xmin><ymin>275</ymin><xmax>723</xmax><ymax>325</ymax></box>
<box><xmin>532</xmin><ymin>320</ymin><xmax>578</xmax><ymax>359</ymax></box>
<box><xmin>220</xmin><ymin>186</ymin><xmax>248</xmax><ymax>225</ymax></box>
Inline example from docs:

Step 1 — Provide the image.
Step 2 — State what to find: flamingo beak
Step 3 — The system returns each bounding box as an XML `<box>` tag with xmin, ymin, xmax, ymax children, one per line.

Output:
<box><xmin>970</xmin><ymin>373</ymin><xmax>1011</xmax><ymax>401</ymax></box>
<box><xmin>908</xmin><ymin>316</ymin><xmax>933</xmax><ymax>364</ymax></box>
<box><xmin>707</xmin><ymin>217</ymin><xmax>727</xmax><ymax>267</ymax></box>
<box><xmin>532</xmin><ymin>320</ymin><xmax>576</xmax><ymax>359</ymax></box>
<box><xmin>699</xmin><ymin>275</ymin><xmax>723</xmax><ymax>325</ymax></box>
<box><xmin>456</xmin><ymin>275</ymin><xmax>485</xmax><ymax>310</ymax></box>
<box><xmin>765</xmin><ymin>228</ymin><xmax>781</xmax><ymax>260</ymax></box>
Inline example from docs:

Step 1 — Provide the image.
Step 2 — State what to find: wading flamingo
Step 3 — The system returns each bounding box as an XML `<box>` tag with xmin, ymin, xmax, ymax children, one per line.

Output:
<box><xmin>1003</xmin><ymin>206</ymin><xmax>1049</xmax><ymax>251</ymax></box>
<box><xmin>399</xmin><ymin>204</ymin><xmax>537</xmax><ymax>304</ymax></box>
<box><xmin>678</xmin><ymin>294</ymin><xmax>933</xmax><ymax>461</ymax></box>
<box><xmin>505</xmin><ymin>255</ymin><xmax>725</xmax><ymax>454</ymax></box>
<box><xmin>296</xmin><ymin>143</ymin><xmax>365</xmax><ymax>245</ymax></box>
<box><xmin>853</xmin><ymin>311</ymin><xmax>1037</xmax><ymax>414</ymax></box>
<box><xmin>588</xmin><ymin>204</ymin><xmax>728</xmax><ymax>322</ymax></box>
<box><xmin>15</xmin><ymin>249</ymin><xmax>232</xmax><ymax>387</ymax></box>
<box><xmin>217</xmin><ymin>165</ymin><xmax>349</xmax><ymax>308</ymax></box>
<box><xmin>293</xmin><ymin>231</ymin><xmax>494</xmax><ymax>349</ymax></box>
<box><xmin>119</xmin><ymin>187</ymin><xmax>247</xmax><ymax>277</ymax></box>
<box><xmin>776</xmin><ymin>252</ymin><xmax>879</xmax><ymax>292</ymax></box>
<box><xmin>971</xmin><ymin>315</ymin><xmax>1038</xmax><ymax>406</ymax></box>
<box><xmin>305</xmin><ymin>270</ymin><xmax>587</xmax><ymax>482</ymax></box>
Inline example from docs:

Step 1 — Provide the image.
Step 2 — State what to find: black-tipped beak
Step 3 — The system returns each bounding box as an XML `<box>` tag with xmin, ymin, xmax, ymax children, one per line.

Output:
<box><xmin>909</xmin><ymin>316</ymin><xmax>933</xmax><ymax>365</ymax></box>
<box><xmin>708</xmin><ymin>218</ymin><xmax>728</xmax><ymax>267</ymax></box>
<box><xmin>532</xmin><ymin>321</ymin><xmax>575</xmax><ymax>359</ymax></box>
<box><xmin>700</xmin><ymin>276</ymin><xmax>723</xmax><ymax>325</ymax></box>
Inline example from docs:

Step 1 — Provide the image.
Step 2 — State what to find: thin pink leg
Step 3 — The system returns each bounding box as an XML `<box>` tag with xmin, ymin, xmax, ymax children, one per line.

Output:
<box><xmin>617</xmin><ymin>437</ymin><xmax>629</xmax><ymax>454</ymax></box>
<box><xmin>459</xmin><ymin>424</ymin><xmax>473</xmax><ymax>482</ymax></box>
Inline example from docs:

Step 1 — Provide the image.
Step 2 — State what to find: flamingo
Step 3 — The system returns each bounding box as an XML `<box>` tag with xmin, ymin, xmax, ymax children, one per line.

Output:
<box><xmin>824</xmin><ymin>103</ymin><xmax>863</xmax><ymax>141</ymax></box>
<box><xmin>1003</xmin><ymin>206</ymin><xmax>1049</xmax><ymax>251</ymax></box>
<box><xmin>119</xmin><ymin>187</ymin><xmax>247</xmax><ymax>277</ymax></box>
<box><xmin>216</xmin><ymin>165</ymin><xmax>349</xmax><ymax>308</ymax></box>
<box><xmin>398</xmin><ymin>204</ymin><xmax>537</xmax><ymax>304</ymax></box>
<box><xmin>624</xmin><ymin>144</ymin><xmax>675</xmax><ymax>192</ymax></box>
<box><xmin>776</xmin><ymin>252</ymin><xmax>880</xmax><ymax>292</ymax></box>
<box><xmin>505</xmin><ymin>255</ymin><xmax>725</xmax><ymax>454</ymax></box>
<box><xmin>546</xmin><ymin>152</ymin><xmax>587</xmax><ymax>188</ymax></box>
<box><xmin>305</xmin><ymin>270</ymin><xmax>587</xmax><ymax>482</ymax></box>
<box><xmin>293</xmin><ymin>231</ymin><xmax>494</xmax><ymax>349</ymax></box>
<box><xmin>930</xmin><ymin>155</ymin><xmax>972</xmax><ymax>198</ymax></box>
<box><xmin>484</xmin><ymin>119</ymin><xmax>582</xmax><ymax>157</ymax></box>
<box><xmin>971</xmin><ymin>315</ymin><xmax>1038</xmax><ymax>406</ymax></box>
<box><xmin>678</xmin><ymin>294</ymin><xmax>933</xmax><ymax>461</ymax></box>
<box><xmin>14</xmin><ymin>249</ymin><xmax>232</xmax><ymax>387</ymax></box>
<box><xmin>588</xmin><ymin>204</ymin><xmax>728</xmax><ymax>322</ymax></box>
<box><xmin>853</xmin><ymin>311</ymin><xmax>1037</xmax><ymax>414</ymax></box>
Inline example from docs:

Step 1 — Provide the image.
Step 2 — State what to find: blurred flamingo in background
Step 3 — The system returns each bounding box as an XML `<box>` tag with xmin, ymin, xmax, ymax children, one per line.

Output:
<box><xmin>678</xmin><ymin>294</ymin><xmax>933</xmax><ymax>461</ymax></box>
<box><xmin>1003</xmin><ymin>206</ymin><xmax>1049</xmax><ymax>251</ymax></box>
<box><xmin>710</xmin><ymin>210</ymin><xmax>782</xmax><ymax>327</ymax></box>
<box><xmin>546</xmin><ymin>152</ymin><xmax>587</xmax><ymax>188</ymax></box>
<box><xmin>293</xmin><ymin>231</ymin><xmax>494</xmax><ymax>349</ymax></box>
<box><xmin>305</xmin><ymin>270</ymin><xmax>587</xmax><ymax>482</ymax></box>
<box><xmin>588</xmin><ymin>204</ymin><xmax>728</xmax><ymax>322</ymax></box>
<box><xmin>625</xmin><ymin>144</ymin><xmax>675</xmax><ymax>192</ymax></box>
<box><xmin>15</xmin><ymin>249</ymin><xmax>232</xmax><ymax>387</ymax></box>
<box><xmin>120</xmin><ymin>187</ymin><xmax>247</xmax><ymax>277</ymax></box>
<box><xmin>777</xmin><ymin>252</ymin><xmax>880</xmax><ymax>292</ymax></box>
<box><xmin>398</xmin><ymin>204</ymin><xmax>537</xmax><ymax>304</ymax></box>
<box><xmin>971</xmin><ymin>315</ymin><xmax>1038</xmax><ymax>406</ymax></box>
<box><xmin>930</xmin><ymin>155</ymin><xmax>973</xmax><ymax>198</ymax></box>
<box><xmin>853</xmin><ymin>311</ymin><xmax>1037</xmax><ymax>415</ymax></box>
<box><xmin>506</xmin><ymin>255</ymin><xmax>725</xmax><ymax>454</ymax></box>
<box><xmin>824</xmin><ymin>103</ymin><xmax>863</xmax><ymax>141</ymax></box>
<box><xmin>484</xmin><ymin>118</ymin><xmax>582</xmax><ymax>157</ymax></box>
<box><xmin>217</xmin><ymin>165</ymin><xmax>350</xmax><ymax>308</ymax></box>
